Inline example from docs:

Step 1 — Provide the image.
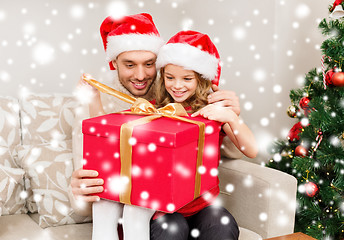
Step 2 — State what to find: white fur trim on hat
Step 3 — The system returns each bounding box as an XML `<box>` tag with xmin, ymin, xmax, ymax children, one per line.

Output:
<box><xmin>106</xmin><ymin>34</ymin><xmax>164</xmax><ymax>62</ymax></box>
<box><xmin>156</xmin><ymin>43</ymin><xmax>219</xmax><ymax>80</ymax></box>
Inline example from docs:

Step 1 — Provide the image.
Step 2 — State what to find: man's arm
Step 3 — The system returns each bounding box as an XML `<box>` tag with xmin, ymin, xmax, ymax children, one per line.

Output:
<box><xmin>68</xmin><ymin>79</ymin><xmax>105</xmax><ymax>217</ymax></box>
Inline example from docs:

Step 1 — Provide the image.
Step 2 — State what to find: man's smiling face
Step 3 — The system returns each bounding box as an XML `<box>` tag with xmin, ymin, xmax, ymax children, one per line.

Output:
<box><xmin>113</xmin><ymin>50</ymin><xmax>157</xmax><ymax>97</ymax></box>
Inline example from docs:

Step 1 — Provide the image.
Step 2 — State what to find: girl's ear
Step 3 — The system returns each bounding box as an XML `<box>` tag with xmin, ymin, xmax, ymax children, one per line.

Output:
<box><xmin>112</xmin><ymin>60</ymin><xmax>117</xmax><ymax>70</ymax></box>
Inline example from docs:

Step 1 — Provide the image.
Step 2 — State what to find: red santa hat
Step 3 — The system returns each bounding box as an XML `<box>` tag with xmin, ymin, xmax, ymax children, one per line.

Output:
<box><xmin>156</xmin><ymin>30</ymin><xmax>221</xmax><ymax>86</ymax></box>
<box><xmin>100</xmin><ymin>13</ymin><xmax>164</xmax><ymax>70</ymax></box>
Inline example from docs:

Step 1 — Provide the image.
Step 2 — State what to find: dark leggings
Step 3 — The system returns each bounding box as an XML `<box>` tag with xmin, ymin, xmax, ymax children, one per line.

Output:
<box><xmin>150</xmin><ymin>206</ymin><xmax>240</xmax><ymax>240</ymax></box>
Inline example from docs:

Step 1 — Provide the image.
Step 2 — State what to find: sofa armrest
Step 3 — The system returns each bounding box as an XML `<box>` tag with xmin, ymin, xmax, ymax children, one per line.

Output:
<box><xmin>218</xmin><ymin>159</ymin><xmax>297</xmax><ymax>239</ymax></box>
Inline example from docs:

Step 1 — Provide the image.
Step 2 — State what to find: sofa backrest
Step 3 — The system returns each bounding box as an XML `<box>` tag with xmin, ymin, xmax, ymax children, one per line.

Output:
<box><xmin>20</xmin><ymin>94</ymin><xmax>78</xmax><ymax>145</ymax></box>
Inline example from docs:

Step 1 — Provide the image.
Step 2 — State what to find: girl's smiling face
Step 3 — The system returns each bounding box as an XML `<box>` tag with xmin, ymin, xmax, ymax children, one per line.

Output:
<box><xmin>163</xmin><ymin>64</ymin><xmax>198</xmax><ymax>103</ymax></box>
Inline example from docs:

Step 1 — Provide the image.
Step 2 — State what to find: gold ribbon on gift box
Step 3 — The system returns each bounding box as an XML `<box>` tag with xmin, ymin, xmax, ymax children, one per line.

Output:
<box><xmin>83</xmin><ymin>74</ymin><xmax>205</xmax><ymax>205</ymax></box>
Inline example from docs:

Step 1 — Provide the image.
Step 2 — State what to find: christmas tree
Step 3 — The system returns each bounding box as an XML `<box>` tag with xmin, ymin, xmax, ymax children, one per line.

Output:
<box><xmin>268</xmin><ymin>1</ymin><xmax>344</xmax><ymax>239</ymax></box>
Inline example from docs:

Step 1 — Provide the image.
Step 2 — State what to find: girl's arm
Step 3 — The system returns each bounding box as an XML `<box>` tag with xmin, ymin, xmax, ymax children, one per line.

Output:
<box><xmin>191</xmin><ymin>105</ymin><xmax>258</xmax><ymax>158</ymax></box>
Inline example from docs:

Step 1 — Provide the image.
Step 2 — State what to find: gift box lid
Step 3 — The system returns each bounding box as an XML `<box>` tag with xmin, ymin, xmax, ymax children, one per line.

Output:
<box><xmin>82</xmin><ymin>112</ymin><xmax>222</xmax><ymax>148</ymax></box>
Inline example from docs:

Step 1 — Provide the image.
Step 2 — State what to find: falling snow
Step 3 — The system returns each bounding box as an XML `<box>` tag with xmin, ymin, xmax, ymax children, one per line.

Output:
<box><xmin>225</xmin><ymin>184</ymin><xmax>234</xmax><ymax>193</ymax></box>
<box><xmin>109</xmin><ymin>176</ymin><xmax>129</xmax><ymax>194</ymax></box>
<box><xmin>140</xmin><ymin>191</ymin><xmax>149</xmax><ymax>200</ymax></box>
<box><xmin>19</xmin><ymin>191</ymin><xmax>28</xmax><ymax>199</ymax></box>
<box><xmin>273</xmin><ymin>153</ymin><xmax>282</xmax><ymax>162</ymax></box>
<box><xmin>128</xmin><ymin>137</ymin><xmax>137</xmax><ymax>146</ymax></box>
<box><xmin>167</xmin><ymin>203</ymin><xmax>175</xmax><ymax>212</ymax></box>
<box><xmin>259</xmin><ymin>212</ymin><xmax>268</xmax><ymax>222</ymax></box>
<box><xmin>221</xmin><ymin>216</ymin><xmax>230</xmax><ymax>225</ymax></box>
<box><xmin>70</xmin><ymin>5</ymin><xmax>85</xmax><ymax>19</ymax></box>
<box><xmin>0</xmin><ymin>0</ymin><xmax>332</xmax><ymax>237</ymax></box>
<box><xmin>147</xmin><ymin>143</ymin><xmax>157</xmax><ymax>152</ymax></box>
<box><xmin>107</xmin><ymin>1</ymin><xmax>128</xmax><ymax>19</ymax></box>
<box><xmin>198</xmin><ymin>166</ymin><xmax>206</xmax><ymax>174</ymax></box>
<box><xmin>190</xmin><ymin>228</ymin><xmax>200</xmax><ymax>237</ymax></box>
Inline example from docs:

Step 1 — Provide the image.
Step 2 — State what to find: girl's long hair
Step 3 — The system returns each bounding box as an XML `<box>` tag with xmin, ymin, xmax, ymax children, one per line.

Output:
<box><xmin>155</xmin><ymin>67</ymin><xmax>212</xmax><ymax>113</ymax></box>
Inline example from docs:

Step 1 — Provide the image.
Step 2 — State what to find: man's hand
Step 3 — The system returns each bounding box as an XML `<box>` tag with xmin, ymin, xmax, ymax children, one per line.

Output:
<box><xmin>70</xmin><ymin>168</ymin><xmax>104</xmax><ymax>202</ymax></box>
<box><xmin>77</xmin><ymin>73</ymin><xmax>100</xmax><ymax>98</ymax></box>
<box><xmin>207</xmin><ymin>84</ymin><xmax>240</xmax><ymax>116</ymax></box>
<box><xmin>74</xmin><ymin>73</ymin><xmax>101</xmax><ymax>105</ymax></box>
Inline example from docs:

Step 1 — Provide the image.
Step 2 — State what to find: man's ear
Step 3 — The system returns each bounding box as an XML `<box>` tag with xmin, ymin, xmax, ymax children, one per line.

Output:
<box><xmin>112</xmin><ymin>60</ymin><xmax>117</xmax><ymax>70</ymax></box>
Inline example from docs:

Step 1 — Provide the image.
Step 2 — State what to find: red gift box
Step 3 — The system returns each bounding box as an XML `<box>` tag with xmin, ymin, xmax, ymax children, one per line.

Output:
<box><xmin>82</xmin><ymin>112</ymin><xmax>221</xmax><ymax>213</ymax></box>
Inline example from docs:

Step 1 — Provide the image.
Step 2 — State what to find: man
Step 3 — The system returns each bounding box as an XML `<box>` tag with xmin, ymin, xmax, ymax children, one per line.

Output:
<box><xmin>70</xmin><ymin>13</ymin><xmax>241</xmax><ymax>240</ymax></box>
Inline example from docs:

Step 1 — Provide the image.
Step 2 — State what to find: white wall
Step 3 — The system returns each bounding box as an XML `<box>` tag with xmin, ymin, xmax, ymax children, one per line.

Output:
<box><xmin>0</xmin><ymin>0</ymin><xmax>332</xmax><ymax>163</ymax></box>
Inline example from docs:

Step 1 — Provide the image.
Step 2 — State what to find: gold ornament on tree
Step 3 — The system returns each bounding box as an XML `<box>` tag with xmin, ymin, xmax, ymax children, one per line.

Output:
<box><xmin>287</xmin><ymin>105</ymin><xmax>298</xmax><ymax>118</ymax></box>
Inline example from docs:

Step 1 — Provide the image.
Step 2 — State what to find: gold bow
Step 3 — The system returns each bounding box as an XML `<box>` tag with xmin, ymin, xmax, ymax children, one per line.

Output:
<box><xmin>131</xmin><ymin>98</ymin><xmax>188</xmax><ymax>117</ymax></box>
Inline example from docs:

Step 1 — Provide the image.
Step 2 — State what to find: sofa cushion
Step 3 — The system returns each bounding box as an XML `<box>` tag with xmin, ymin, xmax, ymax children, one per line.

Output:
<box><xmin>18</xmin><ymin>94</ymin><xmax>79</xmax><ymax>214</ymax></box>
<box><xmin>20</xmin><ymin>94</ymin><xmax>78</xmax><ymax>145</ymax></box>
<box><xmin>18</xmin><ymin>141</ymin><xmax>91</xmax><ymax>228</ymax></box>
<box><xmin>29</xmin><ymin>213</ymin><xmax>92</xmax><ymax>240</ymax></box>
<box><xmin>0</xmin><ymin>214</ymin><xmax>51</xmax><ymax>240</ymax></box>
<box><xmin>0</xmin><ymin>166</ymin><xmax>26</xmax><ymax>216</ymax></box>
<box><xmin>0</xmin><ymin>96</ymin><xmax>26</xmax><ymax>216</ymax></box>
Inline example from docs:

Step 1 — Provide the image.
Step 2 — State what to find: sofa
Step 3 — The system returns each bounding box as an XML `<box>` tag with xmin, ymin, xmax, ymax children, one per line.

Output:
<box><xmin>0</xmin><ymin>94</ymin><xmax>297</xmax><ymax>240</ymax></box>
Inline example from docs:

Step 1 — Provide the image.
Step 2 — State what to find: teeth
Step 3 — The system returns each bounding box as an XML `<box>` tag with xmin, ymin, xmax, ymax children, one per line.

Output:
<box><xmin>133</xmin><ymin>82</ymin><xmax>145</xmax><ymax>86</ymax></box>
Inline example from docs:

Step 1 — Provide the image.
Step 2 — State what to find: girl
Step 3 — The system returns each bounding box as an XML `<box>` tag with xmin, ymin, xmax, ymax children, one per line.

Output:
<box><xmin>152</xmin><ymin>30</ymin><xmax>258</xmax><ymax>239</ymax></box>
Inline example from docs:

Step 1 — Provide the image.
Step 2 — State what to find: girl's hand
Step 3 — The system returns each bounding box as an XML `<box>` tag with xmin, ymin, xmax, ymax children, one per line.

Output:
<box><xmin>191</xmin><ymin>104</ymin><xmax>236</xmax><ymax>123</ymax></box>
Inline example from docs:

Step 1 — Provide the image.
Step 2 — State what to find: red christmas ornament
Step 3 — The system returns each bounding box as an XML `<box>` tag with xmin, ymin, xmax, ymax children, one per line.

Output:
<box><xmin>287</xmin><ymin>122</ymin><xmax>303</xmax><ymax>142</ymax></box>
<box><xmin>331</xmin><ymin>72</ymin><xmax>344</xmax><ymax>87</ymax></box>
<box><xmin>305</xmin><ymin>181</ymin><xmax>319</xmax><ymax>197</ymax></box>
<box><xmin>299</xmin><ymin>97</ymin><xmax>311</xmax><ymax>110</ymax></box>
<box><xmin>295</xmin><ymin>145</ymin><xmax>308</xmax><ymax>157</ymax></box>
<box><xmin>299</xmin><ymin>97</ymin><xmax>313</xmax><ymax>116</ymax></box>
<box><xmin>325</xmin><ymin>68</ymin><xmax>336</xmax><ymax>86</ymax></box>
